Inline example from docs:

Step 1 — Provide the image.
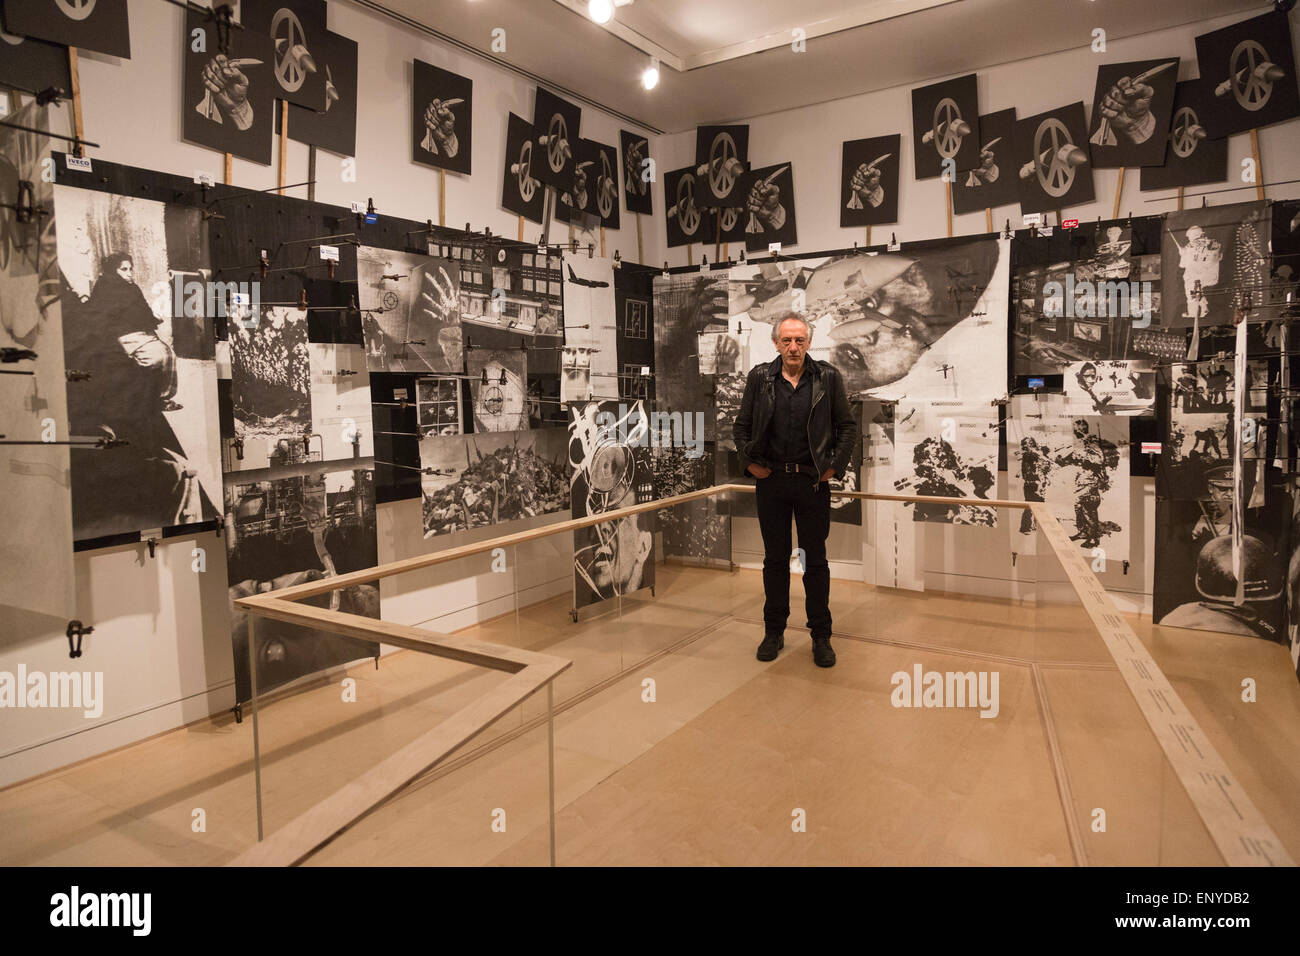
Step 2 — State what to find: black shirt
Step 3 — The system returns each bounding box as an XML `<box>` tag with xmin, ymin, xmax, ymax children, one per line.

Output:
<box><xmin>768</xmin><ymin>364</ymin><xmax>813</xmax><ymax>465</ymax></box>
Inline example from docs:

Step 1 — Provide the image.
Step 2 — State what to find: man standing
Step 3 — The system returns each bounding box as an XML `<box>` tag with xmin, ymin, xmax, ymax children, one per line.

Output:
<box><xmin>733</xmin><ymin>315</ymin><xmax>858</xmax><ymax>667</ymax></box>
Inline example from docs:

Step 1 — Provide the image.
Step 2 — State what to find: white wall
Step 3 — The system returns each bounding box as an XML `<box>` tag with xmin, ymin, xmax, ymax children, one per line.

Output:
<box><xmin>5</xmin><ymin>3</ymin><xmax>1299</xmax><ymax>787</ymax></box>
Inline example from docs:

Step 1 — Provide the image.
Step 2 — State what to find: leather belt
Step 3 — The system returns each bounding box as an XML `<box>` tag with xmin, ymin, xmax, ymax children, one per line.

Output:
<box><xmin>774</xmin><ymin>462</ymin><xmax>818</xmax><ymax>477</ymax></box>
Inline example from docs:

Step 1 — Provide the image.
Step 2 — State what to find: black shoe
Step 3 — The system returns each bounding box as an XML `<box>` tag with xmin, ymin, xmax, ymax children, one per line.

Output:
<box><xmin>757</xmin><ymin>633</ymin><xmax>784</xmax><ymax>662</ymax></box>
<box><xmin>812</xmin><ymin>637</ymin><xmax>836</xmax><ymax>668</ymax></box>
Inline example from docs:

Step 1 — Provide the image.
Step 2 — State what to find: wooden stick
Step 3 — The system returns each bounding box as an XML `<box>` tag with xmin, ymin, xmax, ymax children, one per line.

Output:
<box><xmin>600</xmin><ymin>226</ymin><xmax>606</xmax><ymax>258</ymax></box>
<box><xmin>518</xmin><ymin>214</ymin><xmax>524</xmax><ymax>242</ymax></box>
<box><xmin>985</xmin><ymin>208</ymin><xmax>992</xmax><ymax>234</ymax></box>
<box><xmin>636</xmin><ymin>212</ymin><xmax>643</xmax><ymax>264</ymax></box>
<box><xmin>944</xmin><ymin>179</ymin><xmax>952</xmax><ymax>237</ymax></box>
<box><xmin>865</xmin><ymin>225</ymin><xmax>871</xmax><ymax>247</ymax></box>
<box><xmin>1112</xmin><ymin>167</ymin><xmax>1125</xmax><ymax>220</ymax></box>
<box><xmin>713</xmin><ymin>209</ymin><xmax>722</xmax><ymax>263</ymax></box>
<box><xmin>687</xmin><ymin>242</ymin><xmax>693</xmax><ymax>265</ymax></box>
<box><xmin>1250</xmin><ymin>128</ymin><xmax>1264</xmax><ymax>201</ymax></box>
<box><xmin>1176</xmin><ymin>185</ymin><xmax>1184</xmax><ymax>211</ymax></box>
<box><xmin>67</xmin><ymin>47</ymin><xmax>85</xmax><ymax>157</ymax></box>
<box><xmin>307</xmin><ymin>146</ymin><xmax>316</xmax><ymax>202</ymax></box>
<box><xmin>224</xmin><ymin>152</ymin><xmax>232</xmax><ymax>185</ymax></box>
<box><xmin>439</xmin><ymin>169</ymin><xmax>446</xmax><ymax>226</ymax></box>
<box><xmin>277</xmin><ymin>101</ymin><xmax>288</xmax><ymax>195</ymax></box>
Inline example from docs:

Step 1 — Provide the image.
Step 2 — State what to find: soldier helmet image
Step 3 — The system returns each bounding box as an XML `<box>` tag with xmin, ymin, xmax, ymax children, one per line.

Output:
<box><xmin>1185</xmin><ymin>225</ymin><xmax>1207</xmax><ymax>243</ymax></box>
<box><xmin>1195</xmin><ymin>535</ymin><xmax>1283</xmax><ymax>603</ymax></box>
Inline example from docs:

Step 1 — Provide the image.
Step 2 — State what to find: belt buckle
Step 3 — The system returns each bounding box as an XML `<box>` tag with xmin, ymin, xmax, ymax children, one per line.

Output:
<box><xmin>783</xmin><ymin>462</ymin><xmax>796</xmax><ymax>473</ymax></box>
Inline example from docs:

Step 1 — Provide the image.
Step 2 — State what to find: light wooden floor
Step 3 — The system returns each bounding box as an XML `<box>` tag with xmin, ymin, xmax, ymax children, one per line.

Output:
<box><xmin>2</xmin><ymin>565</ymin><xmax>1297</xmax><ymax>866</ymax></box>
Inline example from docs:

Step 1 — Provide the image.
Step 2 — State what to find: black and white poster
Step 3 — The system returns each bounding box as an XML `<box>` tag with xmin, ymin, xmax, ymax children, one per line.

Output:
<box><xmin>1158</xmin><ymin>406</ymin><xmax>1262</xmax><ymax>502</ymax></box>
<box><xmin>569</xmin><ymin>400</ymin><xmax>656</xmax><ymax>608</ymax></box>
<box><xmin>412</xmin><ymin>59</ymin><xmax>472</xmax><ymax>174</ymax></box>
<box><xmin>225</xmin><ymin>466</ymin><xmax>381</xmax><ymax>704</ymax></box>
<box><xmin>892</xmin><ymin>399</ymin><xmax>999</xmax><ymax>525</ymax></box>
<box><xmin>1194</xmin><ymin>10</ymin><xmax>1300</xmax><ymax>137</ymax></box>
<box><xmin>589</xmin><ymin>138</ymin><xmax>621</xmax><ymax>229</ymax></box>
<box><xmin>1086</xmin><ymin>57</ymin><xmax>1180</xmax><ymax>168</ymax></box>
<box><xmin>620</xmin><ymin>129</ymin><xmax>653</xmax><ymax>215</ymax></box>
<box><xmin>1063</xmin><ymin>359</ymin><xmax>1156</xmax><ymax>416</ymax></box>
<box><xmin>653</xmin><ymin>442</ymin><xmax>730</xmax><ymax>562</ymax></box>
<box><xmin>952</xmin><ymin>108</ymin><xmax>1019</xmax><ymax>216</ymax></box>
<box><xmin>182</xmin><ymin>8</ymin><xmax>276</xmax><ymax>165</ymax></box>
<box><xmin>663</xmin><ymin>164</ymin><xmax>704</xmax><ymax>248</ymax></box>
<box><xmin>1154</xmin><ymin>495</ymin><xmax>1289</xmax><ymax>644</ymax></box>
<box><xmin>828</xmin><ymin>404</ymin><xmax>863</xmax><ymax>526</ymax></box>
<box><xmin>911</xmin><ymin>73</ymin><xmax>980</xmax><ymax>178</ymax></box>
<box><xmin>562</xmin><ymin>253</ymin><xmax>618</xmax><ymax>399</ymax></box>
<box><xmin>653</xmin><ymin>272</ymin><xmax>727</xmax><ymax>440</ymax></box>
<box><xmin>55</xmin><ymin>184</ymin><xmax>222</xmax><ymax>543</ymax></box>
<box><xmin>0</xmin><ymin>0</ymin><xmax>129</xmax><ymax>59</ymax></box>
<box><xmin>1010</xmin><ymin>396</ymin><xmax>1129</xmax><ymax>560</ymax></box>
<box><xmin>467</xmin><ymin>348</ymin><xmax>528</xmax><ymax>432</ymax></box>
<box><xmin>0</xmin><ymin>28</ymin><xmax>72</xmax><ymax>92</ymax></box>
<box><xmin>531</xmin><ymin>87</ymin><xmax>581</xmax><ymax>191</ymax></box>
<box><xmin>419</xmin><ymin>428</ymin><xmax>567</xmax><ymax>537</ymax></box>
<box><xmin>227</xmin><ymin>306</ymin><xmax>311</xmax><ymax>472</ymax></box>
<box><xmin>614</xmin><ymin>266</ymin><xmax>654</xmax><ymax>401</ymax></box>
<box><xmin>1139</xmin><ymin>80</ymin><xmax>1229</xmax><ymax>192</ymax></box>
<box><xmin>416</xmin><ymin>375</ymin><xmax>464</xmax><ymax>438</ymax></box>
<box><xmin>556</xmin><ymin>137</ymin><xmax>600</xmax><ymax>226</ymax></box>
<box><xmin>309</xmin><ymin>342</ymin><xmax>372</xmax><ymax>464</ymax></box>
<box><xmin>1014</xmin><ymin>102</ymin><xmax>1094</xmax><ymax>214</ymax></box>
<box><xmin>0</xmin><ymin>101</ymin><xmax>74</xmax><ymax>617</ymax></box>
<box><xmin>357</xmin><ymin>246</ymin><xmax>462</xmax><ymax>373</ymax></box>
<box><xmin>285</xmin><ymin>28</ymin><xmax>358</xmax><ymax>158</ymax></box>
<box><xmin>455</xmin><ymin>243</ymin><xmax>564</xmax><ymax>339</ymax></box>
<box><xmin>501</xmin><ymin>112</ymin><xmax>545</xmax><ymax>223</ymax></box>
<box><xmin>240</xmin><ymin>0</ymin><xmax>327</xmax><ymax>109</ymax></box>
<box><xmin>742</xmin><ymin>162</ymin><xmax>797</xmax><ymax>253</ymax></box>
<box><xmin>693</xmin><ymin>124</ymin><xmax>749</xmax><ymax>209</ymax></box>
<box><xmin>840</xmin><ymin>133</ymin><xmax>900</xmax><ymax>227</ymax></box>
<box><xmin>726</xmin><ymin>238</ymin><xmax>1010</xmax><ymax>403</ymax></box>
<box><xmin>1161</xmin><ymin>201</ymin><xmax>1269</xmax><ymax>329</ymax></box>
<box><xmin>561</xmin><ymin>345</ymin><xmax>592</xmax><ymax>404</ymax></box>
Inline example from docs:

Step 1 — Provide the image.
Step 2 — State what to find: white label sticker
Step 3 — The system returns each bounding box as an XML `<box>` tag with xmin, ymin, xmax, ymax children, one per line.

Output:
<box><xmin>641</xmin><ymin>366</ymin><xmax>649</xmax><ymax>376</ymax></box>
<box><xmin>1039</xmin><ymin>225</ymin><xmax>1053</xmax><ymax>236</ymax></box>
<box><xmin>1140</xmin><ymin>441</ymin><xmax>1162</xmax><ymax>455</ymax></box>
<box><xmin>350</xmin><ymin>201</ymin><xmax>363</xmax><ymax>213</ymax></box>
<box><xmin>65</xmin><ymin>155</ymin><xmax>92</xmax><ymax>172</ymax></box>
<box><xmin>194</xmin><ymin>170</ymin><xmax>215</xmax><ymax>187</ymax></box>
<box><xmin>1022</xmin><ymin>213</ymin><xmax>1043</xmax><ymax>227</ymax></box>
<box><xmin>394</xmin><ymin>387</ymin><xmax>409</xmax><ymax>401</ymax></box>
<box><xmin>0</xmin><ymin>92</ymin><xmax>9</xmax><ymax>118</ymax></box>
<box><xmin>767</xmin><ymin>242</ymin><xmax>782</xmax><ymax>255</ymax></box>
<box><xmin>887</xmin><ymin>240</ymin><xmax>901</xmax><ymax>252</ymax></box>
<box><xmin>319</xmin><ymin>244</ymin><xmax>340</xmax><ymax>262</ymax></box>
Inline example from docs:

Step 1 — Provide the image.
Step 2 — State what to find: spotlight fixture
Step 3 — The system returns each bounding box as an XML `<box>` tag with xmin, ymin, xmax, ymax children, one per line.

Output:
<box><xmin>588</xmin><ymin>0</ymin><xmax>613</xmax><ymax>23</ymax></box>
<box><xmin>641</xmin><ymin>56</ymin><xmax>660</xmax><ymax>90</ymax></box>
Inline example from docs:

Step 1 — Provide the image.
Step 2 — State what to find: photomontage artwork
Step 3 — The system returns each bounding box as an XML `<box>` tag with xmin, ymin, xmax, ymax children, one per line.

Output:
<box><xmin>614</xmin><ymin>266</ymin><xmax>655</xmax><ymax>402</ymax></box>
<box><xmin>241</xmin><ymin>0</ymin><xmax>327</xmax><ymax>109</ymax></box>
<box><xmin>653</xmin><ymin>272</ymin><xmax>727</xmax><ymax>442</ymax></box>
<box><xmin>694</xmin><ymin>125</ymin><xmax>749</xmax><ymax>209</ymax></box>
<box><xmin>620</xmin><ymin>129</ymin><xmax>653</xmax><ymax>216</ymax></box>
<box><xmin>1194</xmin><ymin>10</ymin><xmax>1300</xmax><ymax>138</ymax></box>
<box><xmin>226</xmin><ymin>306</ymin><xmax>311</xmax><ymax>472</ymax></box>
<box><xmin>1009</xmin><ymin>396</ymin><xmax>1129</xmax><ymax>560</ymax></box>
<box><xmin>1158</xmin><ymin>359</ymin><xmax>1266</xmax><ymax>502</ymax></box>
<box><xmin>560</xmin><ymin>138</ymin><xmax>620</xmax><ymax>229</ymax></box>
<box><xmin>1</xmin><ymin>0</ymin><xmax>130</xmax><ymax>59</ymax></box>
<box><xmin>419</xmin><ymin>429</ymin><xmax>568</xmax><ymax>537</ymax></box>
<box><xmin>309</xmin><ymin>342</ymin><xmax>372</xmax><ymax>463</ymax></box>
<box><xmin>357</xmin><ymin>246</ymin><xmax>462</xmax><ymax>373</ymax></box>
<box><xmin>562</xmin><ymin>253</ymin><xmax>618</xmax><ymax>399</ymax></box>
<box><xmin>456</xmin><ymin>243</ymin><xmax>563</xmax><ymax>337</ymax></box>
<box><xmin>893</xmin><ymin>400</ymin><xmax>999</xmax><ymax>526</ymax></box>
<box><xmin>652</xmin><ymin>442</ymin><xmax>730</xmax><ymax>562</ymax></box>
<box><xmin>1085</xmin><ymin>58</ymin><xmax>1180</xmax><ymax>168</ymax></box>
<box><xmin>467</xmin><ymin>348</ymin><xmax>528</xmax><ymax>432</ymax></box>
<box><xmin>0</xmin><ymin>101</ymin><xmax>74</xmax><ymax>617</ymax></box>
<box><xmin>1062</xmin><ymin>358</ymin><xmax>1155</xmax><ymax>416</ymax></box>
<box><xmin>1014</xmin><ymin>102</ymin><xmax>1094</xmax><ymax>214</ymax></box>
<box><xmin>951</xmin><ymin>108</ymin><xmax>1019</xmax><ymax>216</ymax></box>
<box><xmin>663</xmin><ymin>165</ymin><xmax>704</xmax><ymax>248</ymax></box>
<box><xmin>182</xmin><ymin>8</ymin><xmax>276</xmax><ymax>165</ymax></box>
<box><xmin>225</xmin><ymin>466</ymin><xmax>381</xmax><ymax>704</ymax></box>
<box><xmin>416</xmin><ymin>374</ymin><xmax>464</xmax><ymax>437</ymax></box>
<box><xmin>911</xmin><ymin>74</ymin><xmax>981</xmax><ymax>178</ymax></box>
<box><xmin>1139</xmin><ymin>80</ymin><xmax>1229</xmax><ymax>192</ymax></box>
<box><xmin>840</xmin><ymin>133</ymin><xmax>901</xmax><ymax>228</ymax></box>
<box><xmin>55</xmin><ymin>184</ymin><xmax>222</xmax><ymax>542</ymax></box>
<box><xmin>1161</xmin><ymin>202</ymin><xmax>1269</xmax><ymax>330</ymax></box>
<box><xmin>285</xmin><ymin>28</ymin><xmax>359</xmax><ymax>158</ymax></box>
<box><xmin>568</xmin><ymin>400</ymin><xmax>657</xmax><ymax>608</ymax></box>
<box><xmin>742</xmin><ymin>162</ymin><xmax>797</xmax><ymax>253</ymax></box>
<box><xmin>501</xmin><ymin>112</ymin><xmax>545</xmax><ymax>223</ymax></box>
<box><xmin>531</xmin><ymin>87</ymin><xmax>581</xmax><ymax>191</ymax></box>
<box><xmin>412</xmin><ymin>59</ymin><xmax>472</xmax><ymax>174</ymax></box>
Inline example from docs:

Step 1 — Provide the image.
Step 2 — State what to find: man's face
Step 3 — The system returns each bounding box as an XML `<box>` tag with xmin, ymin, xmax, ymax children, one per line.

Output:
<box><xmin>776</xmin><ymin>318</ymin><xmax>807</xmax><ymax>367</ymax></box>
<box><xmin>1081</xmin><ymin>367</ymin><xmax>1097</xmax><ymax>387</ymax></box>
<box><xmin>591</xmin><ymin>516</ymin><xmax>642</xmax><ymax>591</ymax></box>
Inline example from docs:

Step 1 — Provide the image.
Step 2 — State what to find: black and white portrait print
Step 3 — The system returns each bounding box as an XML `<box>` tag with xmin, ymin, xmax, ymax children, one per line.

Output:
<box><xmin>182</xmin><ymin>8</ymin><xmax>276</xmax><ymax>165</ymax></box>
<box><xmin>620</xmin><ymin>129</ymin><xmax>653</xmax><ymax>215</ymax></box>
<box><xmin>693</xmin><ymin>124</ymin><xmax>749</xmax><ymax>209</ymax></box>
<box><xmin>911</xmin><ymin>74</ymin><xmax>980</xmax><ymax>179</ymax></box>
<box><xmin>1014</xmin><ymin>102</ymin><xmax>1095</xmax><ymax>214</ymax></box>
<box><xmin>0</xmin><ymin>28</ymin><xmax>72</xmax><ymax>92</ymax></box>
<box><xmin>742</xmin><ymin>162</ymin><xmax>797</xmax><ymax>253</ymax></box>
<box><xmin>1160</xmin><ymin>201</ymin><xmax>1269</xmax><ymax>329</ymax></box>
<box><xmin>0</xmin><ymin>0</ymin><xmax>130</xmax><ymax>59</ymax></box>
<box><xmin>531</xmin><ymin>87</ymin><xmax>582</xmax><ymax>191</ymax></box>
<box><xmin>225</xmin><ymin>466</ymin><xmax>381</xmax><ymax>704</ymax></box>
<box><xmin>412</xmin><ymin>59</ymin><xmax>472</xmax><ymax>175</ymax></box>
<box><xmin>501</xmin><ymin>112</ymin><xmax>545</xmax><ymax>223</ymax></box>
<box><xmin>285</xmin><ymin>28</ymin><xmax>358</xmax><ymax>158</ymax></box>
<box><xmin>893</xmin><ymin>400</ymin><xmax>999</xmax><ymax>526</ymax></box>
<box><xmin>227</xmin><ymin>306</ymin><xmax>311</xmax><ymax>473</ymax></box>
<box><xmin>416</xmin><ymin>375</ymin><xmax>464</xmax><ymax>438</ymax></box>
<box><xmin>568</xmin><ymin>400</ymin><xmax>656</xmax><ymax>608</ymax></box>
<box><xmin>420</xmin><ymin>429</ymin><xmax>567</xmax><ymax>537</ymax></box>
<box><xmin>240</xmin><ymin>0</ymin><xmax>328</xmax><ymax>109</ymax></box>
<box><xmin>1139</xmin><ymin>80</ymin><xmax>1229</xmax><ymax>192</ymax></box>
<box><xmin>356</xmin><ymin>246</ymin><xmax>462</xmax><ymax>373</ymax></box>
<box><xmin>663</xmin><ymin>164</ymin><xmax>703</xmax><ymax>248</ymax></box>
<box><xmin>952</xmin><ymin>108</ymin><xmax>1019</xmax><ymax>216</ymax></box>
<box><xmin>840</xmin><ymin>133</ymin><xmax>900</xmax><ymax>228</ymax></box>
<box><xmin>55</xmin><ymin>185</ymin><xmax>222</xmax><ymax>543</ymax></box>
<box><xmin>1194</xmin><ymin>9</ymin><xmax>1300</xmax><ymax>138</ymax></box>
<box><xmin>1063</xmin><ymin>359</ymin><xmax>1156</xmax><ymax>416</ymax></box>
<box><xmin>562</xmin><ymin>253</ymin><xmax>618</xmax><ymax>399</ymax></box>
<box><xmin>1086</xmin><ymin>58</ymin><xmax>1180</xmax><ymax>168</ymax></box>
<box><xmin>467</xmin><ymin>348</ymin><xmax>527</xmax><ymax>432</ymax></box>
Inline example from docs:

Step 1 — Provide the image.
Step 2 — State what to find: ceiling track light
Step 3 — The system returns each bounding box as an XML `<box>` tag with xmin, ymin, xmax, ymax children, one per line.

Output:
<box><xmin>641</xmin><ymin>56</ymin><xmax>660</xmax><ymax>91</ymax></box>
<box><xmin>588</xmin><ymin>0</ymin><xmax>633</xmax><ymax>25</ymax></box>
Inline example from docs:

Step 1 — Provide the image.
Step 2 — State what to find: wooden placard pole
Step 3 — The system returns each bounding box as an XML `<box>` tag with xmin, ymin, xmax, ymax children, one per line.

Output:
<box><xmin>865</xmin><ymin>225</ymin><xmax>871</xmax><ymax>247</ymax></box>
<box><xmin>518</xmin><ymin>214</ymin><xmax>524</xmax><ymax>242</ymax></box>
<box><xmin>439</xmin><ymin>169</ymin><xmax>446</xmax><ymax>226</ymax></box>
<box><xmin>600</xmin><ymin>226</ymin><xmax>606</xmax><ymax>258</ymax></box>
<box><xmin>224</xmin><ymin>153</ymin><xmax>233</xmax><ymax>185</ymax></box>
<box><xmin>635</xmin><ymin>212</ymin><xmax>643</xmax><ymax>264</ymax></box>
<box><xmin>1176</xmin><ymin>186</ymin><xmax>1184</xmax><ymax>211</ymax></box>
<box><xmin>713</xmin><ymin>210</ymin><xmax>722</xmax><ymax>264</ymax></box>
<box><xmin>984</xmin><ymin>208</ymin><xmax>992</xmax><ymax>234</ymax></box>
<box><xmin>1112</xmin><ymin>167</ymin><xmax>1125</xmax><ymax>220</ymax></box>
<box><xmin>687</xmin><ymin>242</ymin><xmax>693</xmax><ymax>265</ymax></box>
<box><xmin>307</xmin><ymin>146</ymin><xmax>316</xmax><ymax>202</ymax></box>
<box><xmin>277</xmin><ymin>102</ymin><xmax>288</xmax><ymax>195</ymax></box>
<box><xmin>67</xmin><ymin>47</ymin><xmax>85</xmax><ymax>157</ymax></box>
<box><xmin>944</xmin><ymin>180</ymin><xmax>952</xmax><ymax>237</ymax></box>
<box><xmin>1249</xmin><ymin>128</ymin><xmax>1264</xmax><ymax>201</ymax></box>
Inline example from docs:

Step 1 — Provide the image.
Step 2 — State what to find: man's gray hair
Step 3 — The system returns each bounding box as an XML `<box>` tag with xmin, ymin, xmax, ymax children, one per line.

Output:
<box><xmin>771</xmin><ymin>314</ymin><xmax>810</xmax><ymax>343</ymax></box>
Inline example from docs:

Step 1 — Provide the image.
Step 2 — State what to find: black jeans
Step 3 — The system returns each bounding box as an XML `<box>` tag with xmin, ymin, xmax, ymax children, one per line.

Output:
<box><xmin>755</xmin><ymin>471</ymin><xmax>832</xmax><ymax>640</ymax></box>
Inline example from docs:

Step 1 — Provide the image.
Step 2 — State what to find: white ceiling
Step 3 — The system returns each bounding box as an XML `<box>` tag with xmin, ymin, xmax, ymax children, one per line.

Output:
<box><xmin>359</xmin><ymin>0</ymin><xmax>1266</xmax><ymax>133</ymax></box>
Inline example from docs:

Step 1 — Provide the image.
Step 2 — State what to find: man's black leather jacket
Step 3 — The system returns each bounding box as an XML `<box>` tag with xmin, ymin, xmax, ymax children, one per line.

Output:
<box><xmin>732</xmin><ymin>355</ymin><xmax>858</xmax><ymax>480</ymax></box>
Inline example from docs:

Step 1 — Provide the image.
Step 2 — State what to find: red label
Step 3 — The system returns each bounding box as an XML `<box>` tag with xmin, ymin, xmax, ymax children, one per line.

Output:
<box><xmin>1062</xmin><ymin>218</ymin><xmax>1079</xmax><ymax>229</ymax></box>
